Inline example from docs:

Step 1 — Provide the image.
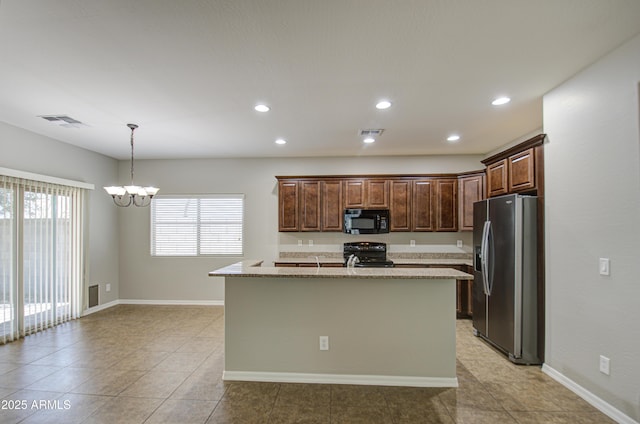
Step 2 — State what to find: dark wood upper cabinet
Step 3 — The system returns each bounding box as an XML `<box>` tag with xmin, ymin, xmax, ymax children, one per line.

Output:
<box><xmin>299</xmin><ymin>180</ymin><xmax>321</xmax><ymax>232</ymax></box>
<box><xmin>482</xmin><ymin>133</ymin><xmax>545</xmax><ymax>198</ymax></box>
<box><xmin>277</xmin><ymin>172</ymin><xmax>483</xmax><ymax>233</ymax></box>
<box><xmin>278</xmin><ymin>180</ymin><xmax>299</xmax><ymax>231</ymax></box>
<box><xmin>343</xmin><ymin>179</ymin><xmax>365</xmax><ymax>208</ymax></box>
<box><xmin>434</xmin><ymin>179</ymin><xmax>458</xmax><ymax>232</ymax></box>
<box><xmin>390</xmin><ymin>179</ymin><xmax>411</xmax><ymax>231</ymax></box>
<box><xmin>321</xmin><ymin>180</ymin><xmax>343</xmax><ymax>231</ymax></box>
<box><xmin>344</xmin><ymin>179</ymin><xmax>389</xmax><ymax>209</ymax></box>
<box><xmin>412</xmin><ymin>180</ymin><xmax>434</xmax><ymax>231</ymax></box>
<box><xmin>508</xmin><ymin>148</ymin><xmax>535</xmax><ymax>193</ymax></box>
<box><xmin>366</xmin><ymin>179</ymin><xmax>390</xmax><ymax>209</ymax></box>
<box><xmin>487</xmin><ymin>159</ymin><xmax>508</xmax><ymax>197</ymax></box>
<box><xmin>458</xmin><ymin>173</ymin><xmax>485</xmax><ymax>231</ymax></box>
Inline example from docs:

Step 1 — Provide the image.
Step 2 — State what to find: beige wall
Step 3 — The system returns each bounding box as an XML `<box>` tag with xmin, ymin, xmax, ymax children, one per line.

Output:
<box><xmin>543</xmin><ymin>33</ymin><xmax>640</xmax><ymax>421</ymax></box>
<box><xmin>117</xmin><ymin>155</ymin><xmax>484</xmax><ymax>302</ymax></box>
<box><xmin>0</xmin><ymin>122</ymin><xmax>120</xmax><ymax>306</ymax></box>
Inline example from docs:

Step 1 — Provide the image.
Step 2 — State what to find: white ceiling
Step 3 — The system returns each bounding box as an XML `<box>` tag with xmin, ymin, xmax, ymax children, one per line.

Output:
<box><xmin>1</xmin><ymin>1</ymin><xmax>639</xmax><ymax>160</ymax></box>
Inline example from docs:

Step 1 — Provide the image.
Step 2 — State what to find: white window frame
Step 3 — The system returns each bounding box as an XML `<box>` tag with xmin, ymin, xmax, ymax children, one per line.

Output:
<box><xmin>150</xmin><ymin>194</ymin><xmax>244</xmax><ymax>257</ymax></box>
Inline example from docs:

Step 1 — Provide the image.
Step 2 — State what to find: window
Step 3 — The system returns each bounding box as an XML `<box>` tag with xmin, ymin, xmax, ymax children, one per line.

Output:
<box><xmin>151</xmin><ymin>195</ymin><xmax>244</xmax><ymax>256</ymax></box>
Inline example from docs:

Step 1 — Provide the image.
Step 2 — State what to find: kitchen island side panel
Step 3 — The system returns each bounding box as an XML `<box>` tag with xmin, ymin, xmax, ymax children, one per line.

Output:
<box><xmin>224</xmin><ymin>276</ymin><xmax>456</xmax><ymax>384</ymax></box>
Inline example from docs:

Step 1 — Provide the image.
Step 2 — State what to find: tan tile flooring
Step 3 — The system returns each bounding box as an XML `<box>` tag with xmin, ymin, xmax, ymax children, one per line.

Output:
<box><xmin>0</xmin><ymin>305</ymin><xmax>614</xmax><ymax>423</ymax></box>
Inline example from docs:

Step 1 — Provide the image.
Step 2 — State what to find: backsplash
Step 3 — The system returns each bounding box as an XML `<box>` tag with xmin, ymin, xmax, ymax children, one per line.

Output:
<box><xmin>279</xmin><ymin>243</ymin><xmax>472</xmax><ymax>259</ymax></box>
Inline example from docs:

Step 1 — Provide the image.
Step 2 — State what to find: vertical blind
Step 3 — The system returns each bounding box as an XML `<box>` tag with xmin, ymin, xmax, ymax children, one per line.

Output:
<box><xmin>150</xmin><ymin>194</ymin><xmax>244</xmax><ymax>256</ymax></box>
<box><xmin>0</xmin><ymin>175</ymin><xmax>85</xmax><ymax>344</ymax></box>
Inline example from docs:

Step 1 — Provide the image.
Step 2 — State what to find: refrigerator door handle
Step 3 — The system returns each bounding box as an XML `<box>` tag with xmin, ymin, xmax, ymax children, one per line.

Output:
<box><xmin>480</xmin><ymin>221</ymin><xmax>491</xmax><ymax>295</ymax></box>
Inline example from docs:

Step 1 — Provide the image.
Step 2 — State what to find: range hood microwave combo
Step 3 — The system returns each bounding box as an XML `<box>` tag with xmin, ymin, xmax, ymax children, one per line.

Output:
<box><xmin>343</xmin><ymin>209</ymin><xmax>389</xmax><ymax>235</ymax></box>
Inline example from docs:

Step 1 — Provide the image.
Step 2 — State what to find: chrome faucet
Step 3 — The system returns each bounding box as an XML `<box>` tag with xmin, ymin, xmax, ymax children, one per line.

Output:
<box><xmin>347</xmin><ymin>254</ymin><xmax>360</xmax><ymax>268</ymax></box>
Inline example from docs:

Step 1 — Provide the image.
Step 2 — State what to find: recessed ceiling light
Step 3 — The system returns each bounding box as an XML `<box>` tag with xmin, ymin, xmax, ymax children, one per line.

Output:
<box><xmin>275</xmin><ymin>138</ymin><xmax>286</xmax><ymax>145</ymax></box>
<box><xmin>255</xmin><ymin>104</ymin><xmax>270</xmax><ymax>112</ymax></box>
<box><xmin>491</xmin><ymin>97</ymin><xmax>511</xmax><ymax>106</ymax></box>
<box><xmin>363</xmin><ymin>137</ymin><xmax>376</xmax><ymax>144</ymax></box>
<box><xmin>376</xmin><ymin>100</ymin><xmax>392</xmax><ymax>110</ymax></box>
<box><xmin>447</xmin><ymin>134</ymin><xmax>461</xmax><ymax>142</ymax></box>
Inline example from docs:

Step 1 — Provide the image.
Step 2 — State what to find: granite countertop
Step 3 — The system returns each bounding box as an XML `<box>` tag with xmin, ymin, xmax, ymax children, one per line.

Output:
<box><xmin>210</xmin><ymin>260</ymin><xmax>473</xmax><ymax>280</ymax></box>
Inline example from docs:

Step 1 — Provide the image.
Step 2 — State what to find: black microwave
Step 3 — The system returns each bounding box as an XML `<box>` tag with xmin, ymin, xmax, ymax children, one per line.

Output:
<box><xmin>343</xmin><ymin>209</ymin><xmax>390</xmax><ymax>234</ymax></box>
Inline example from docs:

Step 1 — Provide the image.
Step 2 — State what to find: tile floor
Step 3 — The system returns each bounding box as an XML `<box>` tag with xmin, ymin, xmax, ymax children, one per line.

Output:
<box><xmin>0</xmin><ymin>305</ymin><xmax>614</xmax><ymax>423</ymax></box>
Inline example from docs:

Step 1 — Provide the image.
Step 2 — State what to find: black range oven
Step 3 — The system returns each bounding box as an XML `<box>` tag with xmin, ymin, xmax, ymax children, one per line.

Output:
<box><xmin>343</xmin><ymin>242</ymin><xmax>395</xmax><ymax>268</ymax></box>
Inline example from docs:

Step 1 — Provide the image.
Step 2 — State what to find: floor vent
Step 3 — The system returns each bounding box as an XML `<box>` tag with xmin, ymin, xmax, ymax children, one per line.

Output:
<box><xmin>88</xmin><ymin>285</ymin><xmax>99</xmax><ymax>308</ymax></box>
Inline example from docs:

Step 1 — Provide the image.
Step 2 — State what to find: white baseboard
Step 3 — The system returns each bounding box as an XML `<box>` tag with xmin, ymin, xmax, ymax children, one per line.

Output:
<box><xmin>542</xmin><ymin>364</ymin><xmax>639</xmax><ymax>424</ymax></box>
<box><xmin>82</xmin><ymin>300</ymin><xmax>120</xmax><ymax>316</ymax></box>
<box><xmin>223</xmin><ymin>371</ymin><xmax>458</xmax><ymax>388</ymax></box>
<box><xmin>118</xmin><ymin>299</ymin><xmax>224</xmax><ymax>306</ymax></box>
<box><xmin>82</xmin><ymin>299</ymin><xmax>224</xmax><ymax>316</ymax></box>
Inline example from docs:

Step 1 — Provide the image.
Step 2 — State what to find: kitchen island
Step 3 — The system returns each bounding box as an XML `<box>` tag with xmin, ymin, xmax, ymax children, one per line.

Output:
<box><xmin>209</xmin><ymin>260</ymin><xmax>472</xmax><ymax>387</ymax></box>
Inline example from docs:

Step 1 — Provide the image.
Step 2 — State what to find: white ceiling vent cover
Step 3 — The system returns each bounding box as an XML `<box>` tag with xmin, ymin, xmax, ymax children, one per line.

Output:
<box><xmin>39</xmin><ymin>115</ymin><xmax>87</xmax><ymax>128</ymax></box>
<box><xmin>359</xmin><ymin>129</ymin><xmax>385</xmax><ymax>137</ymax></box>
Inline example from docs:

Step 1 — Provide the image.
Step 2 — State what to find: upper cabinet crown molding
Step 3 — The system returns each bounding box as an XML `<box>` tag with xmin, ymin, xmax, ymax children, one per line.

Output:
<box><xmin>481</xmin><ymin>134</ymin><xmax>546</xmax><ymax>166</ymax></box>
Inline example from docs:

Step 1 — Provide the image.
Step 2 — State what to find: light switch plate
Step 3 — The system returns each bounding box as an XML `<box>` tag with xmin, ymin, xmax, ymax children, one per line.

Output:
<box><xmin>599</xmin><ymin>355</ymin><xmax>610</xmax><ymax>375</ymax></box>
<box><xmin>599</xmin><ymin>258</ymin><xmax>610</xmax><ymax>276</ymax></box>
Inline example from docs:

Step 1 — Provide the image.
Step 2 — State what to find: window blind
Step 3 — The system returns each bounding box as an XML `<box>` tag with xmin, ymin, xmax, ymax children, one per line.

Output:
<box><xmin>150</xmin><ymin>195</ymin><xmax>244</xmax><ymax>256</ymax></box>
<box><xmin>1</xmin><ymin>174</ymin><xmax>85</xmax><ymax>344</ymax></box>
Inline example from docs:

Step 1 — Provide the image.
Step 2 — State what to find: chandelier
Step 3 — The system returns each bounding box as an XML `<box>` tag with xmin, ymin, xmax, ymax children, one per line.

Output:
<box><xmin>104</xmin><ymin>123</ymin><xmax>159</xmax><ymax>207</ymax></box>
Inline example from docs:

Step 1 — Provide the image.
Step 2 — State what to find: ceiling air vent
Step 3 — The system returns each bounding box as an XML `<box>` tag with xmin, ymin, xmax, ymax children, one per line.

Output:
<box><xmin>39</xmin><ymin>115</ymin><xmax>87</xmax><ymax>128</ymax></box>
<box><xmin>359</xmin><ymin>129</ymin><xmax>385</xmax><ymax>137</ymax></box>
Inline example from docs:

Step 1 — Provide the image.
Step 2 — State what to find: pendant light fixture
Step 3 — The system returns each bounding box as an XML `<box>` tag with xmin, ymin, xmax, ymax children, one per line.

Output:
<box><xmin>104</xmin><ymin>123</ymin><xmax>159</xmax><ymax>207</ymax></box>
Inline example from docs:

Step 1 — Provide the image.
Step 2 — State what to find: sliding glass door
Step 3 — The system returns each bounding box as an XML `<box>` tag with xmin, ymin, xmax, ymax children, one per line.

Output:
<box><xmin>0</xmin><ymin>176</ymin><xmax>84</xmax><ymax>344</ymax></box>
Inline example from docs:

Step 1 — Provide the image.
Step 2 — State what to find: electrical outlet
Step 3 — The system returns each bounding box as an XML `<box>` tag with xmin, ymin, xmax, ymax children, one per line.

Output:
<box><xmin>308</xmin><ymin>240</ymin><xmax>313</xmax><ymax>247</ymax></box>
<box><xmin>106</xmin><ymin>283</ymin><xmax>111</xmax><ymax>292</ymax></box>
<box><xmin>410</xmin><ymin>240</ymin><xmax>416</xmax><ymax>247</ymax></box>
<box><xmin>599</xmin><ymin>355</ymin><xmax>610</xmax><ymax>375</ymax></box>
<box><xmin>298</xmin><ymin>240</ymin><xmax>303</xmax><ymax>246</ymax></box>
<box><xmin>457</xmin><ymin>240</ymin><xmax>463</xmax><ymax>248</ymax></box>
<box><xmin>319</xmin><ymin>336</ymin><xmax>329</xmax><ymax>351</ymax></box>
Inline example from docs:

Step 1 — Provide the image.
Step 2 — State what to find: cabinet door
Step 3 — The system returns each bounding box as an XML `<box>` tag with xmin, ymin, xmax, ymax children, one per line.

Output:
<box><xmin>487</xmin><ymin>159</ymin><xmax>508</xmax><ymax>197</ymax></box>
<box><xmin>321</xmin><ymin>180</ymin><xmax>343</xmax><ymax>231</ymax></box>
<box><xmin>278</xmin><ymin>181</ymin><xmax>299</xmax><ymax>231</ymax></box>
<box><xmin>390</xmin><ymin>179</ymin><xmax>411</xmax><ymax>231</ymax></box>
<box><xmin>300</xmin><ymin>180</ymin><xmax>321</xmax><ymax>231</ymax></box>
<box><xmin>344</xmin><ymin>180</ymin><xmax>365</xmax><ymax>208</ymax></box>
<box><xmin>412</xmin><ymin>180</ymin><xmax>434</xmax><ymax>231</ymax></box>
<box><xmin>508</xmin><ymin>148</ymin><xmax>536</xmax><ymax>192</ymax></box>
<box><xmin>366</xmin><ymin>179</ymin><xmax>390</xmax><ymax>209</ymax></box>
<box><xmin>458</xmin><ymin>174</ymin><xmax>485</xmax><ymax>231</ymax></box>
<box><xmin>434</xmin><ymin>179</ymin><xmax>458</xmax><ymax>232</ymax></box>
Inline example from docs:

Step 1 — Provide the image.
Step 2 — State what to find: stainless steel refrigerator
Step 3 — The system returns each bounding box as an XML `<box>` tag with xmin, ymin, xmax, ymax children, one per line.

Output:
<box><xmin>473</xmin><ymin>194</ymin><xmax>541</xmax><ymax>364</ymax></box>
